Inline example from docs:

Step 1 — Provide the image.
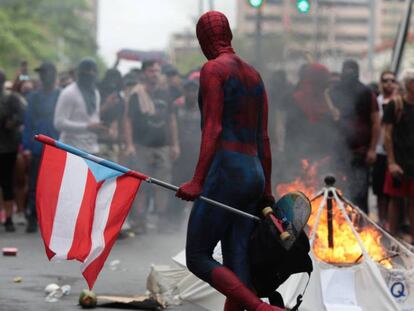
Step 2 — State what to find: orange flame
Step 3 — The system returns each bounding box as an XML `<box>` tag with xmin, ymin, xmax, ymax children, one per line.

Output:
<box><xmin>276</xmin><ymin>159</ymin><xmax>392</xmax><ymax>268</ymax></box>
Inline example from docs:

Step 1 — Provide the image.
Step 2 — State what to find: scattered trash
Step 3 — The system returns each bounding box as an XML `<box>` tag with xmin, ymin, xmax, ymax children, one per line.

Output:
<box><xmin>97</xmin><ymin>295</ymin><xmax>165</xmax><ymax>310</ymax></box>
<box><xmin>13</xmin><ymin>277</ymin><xmax>22</xmax><ymax>283</ymax></box>
<box><xmin>45</xmin><ymin>288</ymin><xmax>63</xmax><ymax>303</ymax></box>
<box><xmin>61</xmin><ymin>285</ymin><xmax>71</xmax><ymax>295</ymax></box>
<box><xmin>79</xmin><ymin>289</ymin><xmax>97</xmax><ymax>309</ymax></box>
<box><xmin>44</xmin><ymin>284</ymin><xmax>71</xmax><ymax>302</ymax></box>
<box><xmin>108</xmin><ymin>260</ymin><xmax>120</xmax><ymax>271</ymax></box>
<box><xmin>2</xmin><ymin>247</ymin><xmax>18</xmax><ymax>256</ymax></box>
<box><xmin>146</xmin><ymin>264</ymin><xmax>187</xmax><ymax>306</ymax></box>
<box><xmin>44</xmin><ymin>283</ymin><xmax>60</xmax><ymax>295</ymax></box>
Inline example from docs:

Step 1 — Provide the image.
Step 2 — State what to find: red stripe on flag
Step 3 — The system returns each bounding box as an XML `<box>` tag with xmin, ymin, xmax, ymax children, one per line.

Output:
<box><xmin>82</xmin><ymin>175</ymin><xmax>141</xmax><ymax>289</ymax></box>
<box><xmin>36</xmin><ymin>145</ymin><xmax>67</xmax><ymax>259</ymax></box>
<box><xmin>66</xmin><ymin>171</ymin><xmax>99</xmax><ymax>262</ymax></box>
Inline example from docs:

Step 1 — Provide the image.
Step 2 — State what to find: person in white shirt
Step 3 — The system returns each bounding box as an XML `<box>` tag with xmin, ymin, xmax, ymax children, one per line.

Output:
<box><xmin>54</xmin><ymin>58</ymin><xmax>107</xmax><ymax>154</ymax></box>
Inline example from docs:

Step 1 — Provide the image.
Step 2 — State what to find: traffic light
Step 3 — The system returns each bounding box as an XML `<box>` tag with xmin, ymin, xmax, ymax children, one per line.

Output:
<box><xmin>296</xmin><ymin>0</ymin><xmax>311</xmax><ymax>14</ymax></box>
<box><xmin>247</xmin><ymin>0</ymin><xmax>265</xmax><ymax>9</ymax></box>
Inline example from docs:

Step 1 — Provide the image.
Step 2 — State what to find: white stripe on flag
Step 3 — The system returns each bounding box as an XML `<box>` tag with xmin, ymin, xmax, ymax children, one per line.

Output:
<box><xmin>82</xmin><ymin>178</ymin><xmax>117</xmax><ymax>271</ymax></box>
<box><xmin>49</xmin><ymin>153</ymin><xmax>88</xmax><ymax>259</ymax></box>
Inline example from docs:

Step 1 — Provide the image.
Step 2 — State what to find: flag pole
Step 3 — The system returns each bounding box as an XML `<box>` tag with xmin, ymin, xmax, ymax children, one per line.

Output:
<box><xmin>35</xmin><ymin>135</ymin><xmax>261</xmax><ymax>222</ymax></box>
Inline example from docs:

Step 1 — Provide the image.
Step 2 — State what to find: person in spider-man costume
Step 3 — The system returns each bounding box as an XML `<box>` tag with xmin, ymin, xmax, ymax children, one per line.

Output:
<box><xmin>176</xmin><ymin>11</ymin><xmax>284</xmax><ymax>311</ymax></box>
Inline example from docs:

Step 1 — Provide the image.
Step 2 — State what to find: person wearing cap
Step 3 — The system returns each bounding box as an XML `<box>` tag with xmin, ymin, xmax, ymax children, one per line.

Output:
<box><xmin>54</xmin><ymin>58</ymin><xmax>107</xmax><ymax>154</ymax></box>
<box><xmin>22</xmin><ymin>62</ymin><xmax>60</xmax><ymax>233</ymax></box>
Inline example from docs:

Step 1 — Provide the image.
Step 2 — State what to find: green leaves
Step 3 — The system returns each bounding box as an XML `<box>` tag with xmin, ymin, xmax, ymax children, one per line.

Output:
<box><xmin>0</xmin><ymin>0</ymin><xmax>98</xmax><ymax>77</ymax></box>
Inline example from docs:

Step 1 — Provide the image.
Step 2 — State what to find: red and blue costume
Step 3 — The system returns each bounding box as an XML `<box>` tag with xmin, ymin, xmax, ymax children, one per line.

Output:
<box><xmin>176</xmin><ymin>11</ymin><xmax>283</xmax><ymax>311</ymax></box>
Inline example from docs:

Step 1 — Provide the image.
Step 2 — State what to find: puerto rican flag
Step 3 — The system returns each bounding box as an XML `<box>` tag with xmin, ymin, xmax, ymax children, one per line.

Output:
<box><xmin>36</xmin><ymin>142</ymin><xmax>143</xmax><ymax>289</ymax></box>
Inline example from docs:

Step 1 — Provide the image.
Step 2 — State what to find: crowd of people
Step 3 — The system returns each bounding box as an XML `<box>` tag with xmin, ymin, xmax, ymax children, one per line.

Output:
<box><xmin>0</xmin><ymin>57</ymin><xmax>200</xmax><ymax>234</ymax></box>
<box><xmin>1</xmin><ymin>55</ymin><xmax>414</xmax><ymax>244</ymax></box>
<box><xmin>270</xmin><ymin>60</ymin><xmax>414</xmax><ymax>244</ymax></box>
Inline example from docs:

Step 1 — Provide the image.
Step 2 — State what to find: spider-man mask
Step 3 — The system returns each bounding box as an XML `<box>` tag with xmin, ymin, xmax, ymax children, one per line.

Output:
<box><xmin>196</xmin><ymin>11</ymin><xmax>235</xmax><ymax>60</ymax></box>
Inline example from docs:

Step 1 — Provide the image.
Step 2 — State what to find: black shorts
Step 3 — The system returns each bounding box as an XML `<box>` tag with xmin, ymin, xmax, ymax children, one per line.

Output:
<box><xmin>372</xmin><ymin>154</ymin><xmax>387</xmax><ymax>196</ymax></box>
<box><xmin>0</xmin><ymin>152</ymin><xmax>17</xmax><ymax>201</ymax></box>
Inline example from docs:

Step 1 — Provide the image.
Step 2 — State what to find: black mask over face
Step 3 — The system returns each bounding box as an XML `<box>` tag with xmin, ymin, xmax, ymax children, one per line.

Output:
<box><xmin>78</xmin><ymin>59</ymin><xmax>97</xmax><ymax>89</ymax></box>
<box><xmin>77</xmin><ymin>58</ymin><xmax>98</xmax><ymax>115</ymax></box>
<box><xmin>40</xmin><ymin>69</ymin><xmax>57</xmax><ymax>90</ymax></box>
<box><xmin>341</xmin><ymin>60</ymin><xmax>359</xmax><ymax>85</ymax></box>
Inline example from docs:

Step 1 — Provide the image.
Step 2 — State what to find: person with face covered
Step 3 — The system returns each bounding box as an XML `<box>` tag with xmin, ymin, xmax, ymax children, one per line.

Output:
<box><xmin>98</xmin><ymin>69</ymin><xmax>125</xmax><ymax>161</ymax></box>
<box><xmin>283</xmin><ymin>63</ymin><xmax>337</xmax><ymax>178</ymax></box>
<box><xmin>22</xmin><ymin>62</ymin><xmax>60</xmax><ymax>232</ymax></box>
<box><xmin>0</xmin><ymin>69</ymin><xmax>26</xmax><ymax>232</ymax></box>
<box><xmin>330</xmin><ymin>60</ymin><xmax>380</xmax><ymax>214</ymax></box>
<box><xmin>175</xmin><ymin>11</ymin><xmax>283</xmax><ymax>311</ymax></box>
<box><xmin>54</xmin><ymin>58</ymin><xmax>107</xmax><ymax>154</ymax></box>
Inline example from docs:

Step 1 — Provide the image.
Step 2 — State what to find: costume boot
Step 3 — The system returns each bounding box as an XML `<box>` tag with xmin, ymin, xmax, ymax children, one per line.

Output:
<box><xmin>211</xmin><ymin>267</ymin><xmax>284</xmax><ymax>311</ymax></box>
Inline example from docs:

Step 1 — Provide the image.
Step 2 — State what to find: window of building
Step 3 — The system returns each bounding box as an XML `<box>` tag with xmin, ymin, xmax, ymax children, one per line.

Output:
<box><xmin>335</xmin><ymin>34</ymin><xmax>368</xmax><ymax>42</ymax></box>
<box><xmin>335</xmin><ymin>17</ymin><xmax>368</xmax><ymax>24</ymax></box>
<box><xmin>266</xmin><ymin>0</ymin><xmax>283</xmax><ymax>4</ymax></box>
<box><xmin>318</xmin><ymin>0</ymin><xmax>369</xmax><ymax>8</ymax></box>
<box><xmin>245</xmin><ymin>14</ymin><xmax>282</xmax><ymax>22</ymax></box>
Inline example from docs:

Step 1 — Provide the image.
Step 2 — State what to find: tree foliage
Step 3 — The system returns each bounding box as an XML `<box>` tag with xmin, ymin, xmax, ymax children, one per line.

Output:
<box><xmin>0</xmin><ymin>0</ymin><xmax>98</xmax><ymax>77</ymax></box>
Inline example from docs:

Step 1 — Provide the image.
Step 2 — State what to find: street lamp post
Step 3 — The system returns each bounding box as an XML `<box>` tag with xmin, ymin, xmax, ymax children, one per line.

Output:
<box><xmin>247</xmin><ymin>0</ymin><xmax>265</xmax><ymax>71</ymax></box>
<box><xmin>255</xmin><ymin>8</ymin><xmax>263</xmax><ymax>72</ymax></box>
<box><xmin>312</xmin><ymin>0</ymin><xmax>319</xmax><ymax>60</ymax></box>
<box><xmin>368</xmin><ymin>0</ymin><xmax>376</xmax><ymax>81</ymax></box>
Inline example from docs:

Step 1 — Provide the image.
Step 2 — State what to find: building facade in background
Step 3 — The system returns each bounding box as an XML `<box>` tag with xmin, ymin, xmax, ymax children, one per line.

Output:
<box><xmin>237</xmin><ymin>0</ymin><xmax>414</xmax><ymax>78</ymax></box>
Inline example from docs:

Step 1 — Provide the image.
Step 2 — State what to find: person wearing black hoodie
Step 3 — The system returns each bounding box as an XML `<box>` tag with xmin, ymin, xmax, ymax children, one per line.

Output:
<box><xmin>329</xmin><ymin>60</ymin><xmax>380</xmax><ymax>214</ymax></box>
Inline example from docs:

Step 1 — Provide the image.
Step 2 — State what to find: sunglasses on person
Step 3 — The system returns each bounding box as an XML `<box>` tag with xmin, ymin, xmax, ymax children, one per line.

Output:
<box><xmin>381</xmin><ymin>78</ymin><xmax>396</xmax><ymax>83</ymax></box>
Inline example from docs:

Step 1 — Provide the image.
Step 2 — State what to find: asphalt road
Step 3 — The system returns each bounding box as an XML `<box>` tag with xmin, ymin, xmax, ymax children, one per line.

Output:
<box><xmin>0</xmin><ymin>222</ymin><xmax>208</xmax><ymax>311</ymax></box>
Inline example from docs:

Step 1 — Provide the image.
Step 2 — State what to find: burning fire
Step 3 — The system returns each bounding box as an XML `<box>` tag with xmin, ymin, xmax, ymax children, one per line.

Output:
<box><xmin>277</xmin><ymin>159</ymin><xmax>392</xmax><ymax>269</ymax></box>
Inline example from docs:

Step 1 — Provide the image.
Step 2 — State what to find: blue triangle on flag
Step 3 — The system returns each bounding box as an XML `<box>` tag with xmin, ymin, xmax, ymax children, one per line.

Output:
<box><xmin>85</xmin><ymin>159</ymin><xmax>123</xmax><ymax>182</ymax></box>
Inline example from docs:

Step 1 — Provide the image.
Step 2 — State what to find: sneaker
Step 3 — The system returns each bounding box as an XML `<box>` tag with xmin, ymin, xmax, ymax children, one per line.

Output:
<box><xmin>4</xmin><ymin>220</ymin><xmax>16</xmax><ymax>232</ymax></box>
<box><xmin>26</xmin><ymin>219</ymin><xmax>38</xmax><ymax>233</ymax></box>
<box><xmin>400</xmin><ymin>224</ymin><xmax>411</xmax><ymax>235</ymax></box>
<box><xmin>15</xmin><ymin>212</ymin><xmax>27</xmax><ymax>226</ymax></box>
